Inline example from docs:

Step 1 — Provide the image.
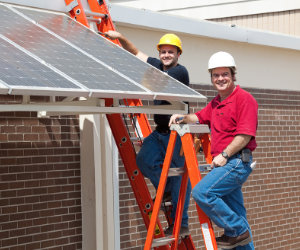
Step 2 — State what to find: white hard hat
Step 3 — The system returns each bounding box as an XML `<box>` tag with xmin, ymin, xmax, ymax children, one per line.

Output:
<box><xmin>208</xmin><ymin>51</ymin><xmax>236</xmax><ymax>72</ymax></box>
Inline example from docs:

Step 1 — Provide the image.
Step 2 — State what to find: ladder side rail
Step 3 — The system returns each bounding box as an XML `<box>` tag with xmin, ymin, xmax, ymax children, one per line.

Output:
<box><xmin>105</xmin><ymin>113</ymin><xmax>151</xmax><ymax>222</ymax></box>
<box><xmin>65</xmin><ymin>0</ymin><xmax>89</xmax><ymax>26</ymax></box>
<box><xmin>182</xmin><ymin>236</ymin><xmax>197</xmax><ymax>249</ymax></box>
<box><xmin>180</xmin><ymin>133</ymin><xmax>218</xmax><ymax>250</ymax></box>
<box><xmin>106</xmin><ymin>112</ymin><xmax>170</xmax><ymax>250</ymax></box>
<box><xmin>144</xmin><ymin>131</ymin><xmax>178</xmax><ymax>250</ymax></box>
<box><xmin>199</xmin><ymin>133</ymin><xmax>213</xmax><ymax>164</ymax></box>
<box><xmin>87</xmin><ymin>0</ymin><xmax>121</xmax><ymax>45</ymax></box>
<box><xmin>170</xmin><ymin>165</ymin><xmax>189</xmax><ymax>250</ymax></box>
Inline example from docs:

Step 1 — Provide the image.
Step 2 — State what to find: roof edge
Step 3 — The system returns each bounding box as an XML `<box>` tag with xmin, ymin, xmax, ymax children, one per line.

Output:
<box><xmin>110</xmin><ymin>4</ymin><xmax>300</xmax><ymax>51</ymax></box>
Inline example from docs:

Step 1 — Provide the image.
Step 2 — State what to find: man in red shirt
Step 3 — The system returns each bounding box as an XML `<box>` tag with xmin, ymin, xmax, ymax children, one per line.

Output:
<box><xmin>169</xmin><ymin>51</ymin><xmax>257</xmax><ymax>249</ymax></box>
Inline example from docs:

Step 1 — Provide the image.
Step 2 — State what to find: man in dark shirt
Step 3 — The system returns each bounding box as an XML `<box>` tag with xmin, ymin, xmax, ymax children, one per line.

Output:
<box><xmin>105</xmin><ymin>31</ymin><xmax>191</xmax><ymax>236</ymax></box>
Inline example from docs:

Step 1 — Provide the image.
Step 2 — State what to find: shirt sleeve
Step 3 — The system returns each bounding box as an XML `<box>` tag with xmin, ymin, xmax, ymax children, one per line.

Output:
<box><xmin>235</xmin><ymin>91</ymin><xmax>258</xmax><ymax>137</ymax></box>
<box><xmin>195</xmin><ymin>103</ymin><xmax>212</xmax><ymax>127</ymax></box>
<box><xmin>147</xmin><ymin>57</ymin><xmax>161</xmax><ymax>69</ymax></box>
<box><xmin>178</xmin><ymin>66</ymin><xmax>190</xmax><ymax>86</ymax></box>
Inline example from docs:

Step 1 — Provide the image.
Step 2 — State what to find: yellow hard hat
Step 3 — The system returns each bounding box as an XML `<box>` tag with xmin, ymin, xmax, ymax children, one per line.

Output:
<box><xmin>157</xmin><ymin>33</ymin><xmax>182</xmax><ymax>54</ymax></box>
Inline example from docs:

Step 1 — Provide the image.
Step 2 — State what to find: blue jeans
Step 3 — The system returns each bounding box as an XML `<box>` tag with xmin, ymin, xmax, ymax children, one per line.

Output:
<box><xmin>136</xmin><ymin>130</ymin><xmax>191</xmax><ymax>227</ymax></box>
<box><xmin>192</xmin><ymin>154</ymin><xmax>255</xmax><ymax>249</ymax></box>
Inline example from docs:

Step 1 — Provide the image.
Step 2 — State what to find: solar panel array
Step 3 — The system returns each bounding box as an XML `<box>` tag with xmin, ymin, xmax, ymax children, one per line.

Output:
<box><xmin>0</xmin><ymin>36</ymin><xmax>88</xmax><ymax>96</ymax></box>
<box><xmin>0</xmin><ymin>4</ymin><xmax>206</xmax><ymax>102</ymax></box>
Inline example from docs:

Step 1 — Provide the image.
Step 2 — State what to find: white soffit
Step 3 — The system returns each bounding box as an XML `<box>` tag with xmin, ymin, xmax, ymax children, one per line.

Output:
<box><xmin>110</xmin><ymin>4</ymin><xmax>300</xmax><ymax>52</ymax></box>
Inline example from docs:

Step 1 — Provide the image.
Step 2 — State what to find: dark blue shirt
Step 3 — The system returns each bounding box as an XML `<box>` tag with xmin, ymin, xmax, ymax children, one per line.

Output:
<box><xmin>147</xmin><ymin>57</ymin><xmax>190</xmax><ymax>132</ymax></box>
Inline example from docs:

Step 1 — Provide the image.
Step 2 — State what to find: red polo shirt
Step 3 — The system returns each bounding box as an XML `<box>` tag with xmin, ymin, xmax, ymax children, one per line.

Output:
<box><xmin>195</xmin><ymin>85</ymin><xmax>258</xmax><ymax>157</ymax></box>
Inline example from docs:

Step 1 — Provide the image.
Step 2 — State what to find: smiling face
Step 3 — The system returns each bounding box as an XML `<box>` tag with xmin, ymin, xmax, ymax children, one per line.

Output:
<box><xmin>158</xmin><ymin>44</ymin><xmax>180</xmax><ymax>70</ymax></box>
<box><xmin>211</xmin><ymin>67</ymin><xmax>236</xmax><ymax>100</ymax></box>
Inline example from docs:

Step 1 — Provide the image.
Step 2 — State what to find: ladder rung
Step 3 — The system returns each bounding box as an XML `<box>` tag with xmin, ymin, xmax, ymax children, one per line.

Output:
<box><xmin>130</xmin><ymin>137</ymin><xmax>144</xmax><ymax>141</ymax></box>
<box><xmin>199</xmin><ymin>164</ymin><xmax>212</xmax><ymax>172</ymax></box>
<box><xmin>170</xmin><ymin>124</ymin><xmax>210</xmax><ymax>136</ymax></box>
<box><xmin>168</xmin><ymin>168</ymin><xmax>185</xmax><ymax>176</ymax></box>
<box><xmin>86</xmin><ymin>17</ymin><xmax>101</xmax><ymax>23</ymax></box>
<box><xmin>168</xmin><ymin>164</ymin><xmax>212</xmax><ymax>177</ymax></box>
<box><xmin>152</xmin><ymin>236</ymin><xmax>174</xmax><ymax>248</ymax></box>
<box><xmin>84</xmin><ymin>9</ymin><xmax>107</xmax><ymax>18</ymax></box>
<box><xmin>130</xmin><ymin>137</ymin><xmax>143</xmax><ymax>146</ymax></box>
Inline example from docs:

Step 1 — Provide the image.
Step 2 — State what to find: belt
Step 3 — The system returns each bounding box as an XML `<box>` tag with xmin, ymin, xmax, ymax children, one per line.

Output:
<box><xmin>238</xmin><ymin>148</ymin><xmax>252</xmax><ymax>156</ymax></box>
<box><xmin>236</xmin><ymin>148</ymin><xmax>252</xmax><ymax>163</ymax></box>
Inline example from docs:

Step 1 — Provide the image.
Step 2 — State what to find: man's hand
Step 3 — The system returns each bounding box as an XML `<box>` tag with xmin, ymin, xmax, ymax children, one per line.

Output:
<box><xmin>169</xmin><ymin>114</ymin><xmax>184</xmax><ymax>126</ymax></box>
<box><xmin>169</xmin><ymin>114</ymin><xmax>199</xmax><ymax>126</ymax></box>
<box><xmin>104</xmin><ymin>30</ymin><xmax>122</xmax><ymax>40</ymax></box>
<box><xmin>211</xmin><ymin>153</ymin><xmax>227</xmax><ymax>167</ymax></box>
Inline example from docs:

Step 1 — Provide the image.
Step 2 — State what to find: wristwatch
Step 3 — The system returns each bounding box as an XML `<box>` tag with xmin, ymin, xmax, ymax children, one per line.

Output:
<box><xmin>221</xmin><ymin>151</ymin><xmax>229</xmax><ymax>159</ymax></box>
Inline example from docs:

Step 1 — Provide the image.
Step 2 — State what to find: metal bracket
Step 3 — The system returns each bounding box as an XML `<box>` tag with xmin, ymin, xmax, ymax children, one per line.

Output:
<box><xmin>37</xmin><ymin>111</ymin><xmax>49</xmax><ymax>118</ymax></box>
<box><xmin>22</xmin><ymin>95</ymin><xmax>30</xmax><ymax>104</ymax></box>
<box><xmin>65</xmin><ymin>0</ymin><xmax>79</xmax><ymax>12</ymax></box>
<box><xmin>170</xmin><ymin>124</ymin><xmax>210</xmax><ymax>137</ymax></box>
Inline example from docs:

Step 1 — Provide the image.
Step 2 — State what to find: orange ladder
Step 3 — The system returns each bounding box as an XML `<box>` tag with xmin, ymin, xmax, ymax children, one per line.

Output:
<box><xmin>144</xmin><ymin>124</ymin><xmax>218</xmax><ymax>250</ymax></box>
<box><xmin>65</xmin><ymin>0</ymin><xmax>196</xmax><ymax>248</ymax></box>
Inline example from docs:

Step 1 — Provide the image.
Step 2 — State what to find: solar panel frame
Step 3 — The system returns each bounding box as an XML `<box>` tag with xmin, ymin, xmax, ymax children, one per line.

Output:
<box><xmin>12</xmin><ymin>6</ymin><xmax>206</xmax><ymax>102</ymax></box>
<box><xmin>0</xmin><ymin>79</ymin><xmax>9</xmax><ymax>94</ymax></box>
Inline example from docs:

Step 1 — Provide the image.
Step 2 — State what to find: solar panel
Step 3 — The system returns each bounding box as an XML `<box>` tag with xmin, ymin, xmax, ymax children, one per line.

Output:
<box><xmin>13</xmin><ymin>6</ymin><xmax>206</xmax><ymax>102</ymax></box>
<box><xmin>0</xmin><ymin>5</ymin><xmax>153</xmax><ymax>99</ymax></box>
<box><xmin>0</xmin><ymin>36</ymin><xmax>89</xmax><ymax>96</ymax></box>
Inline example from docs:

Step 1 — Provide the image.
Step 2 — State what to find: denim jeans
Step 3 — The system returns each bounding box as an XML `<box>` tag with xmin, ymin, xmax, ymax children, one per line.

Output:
<box><xmin>136</xmin><ymin>130</ymin><xmax>191</xmax><ymax>227</ymax></box>
<box><xmin>192</xmin><ymin>154</ymin><xmax>255</xmax><ymax>249</ymax></box>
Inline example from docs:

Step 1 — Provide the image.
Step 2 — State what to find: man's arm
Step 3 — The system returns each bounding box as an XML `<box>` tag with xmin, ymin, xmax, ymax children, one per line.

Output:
<box><xmin>104</xmin><ymin>30</ymin><xmax>148</xmax><ymax>62</ymax></box>
<box><xmin>212</xmin><ymin>134</ymin><xmax>252</xmax><ymax>167</ymax></box>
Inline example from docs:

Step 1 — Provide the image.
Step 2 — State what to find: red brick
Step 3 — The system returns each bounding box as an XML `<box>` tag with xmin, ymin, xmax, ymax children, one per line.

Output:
<box><xmin>1</xmin><ymin>86</ymin><xmax>300</xmax><ymax>250</ymax></box>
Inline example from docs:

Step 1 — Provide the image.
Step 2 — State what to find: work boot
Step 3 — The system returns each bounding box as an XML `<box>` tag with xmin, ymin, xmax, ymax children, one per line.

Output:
<box><xmin>216</xmin><ymin>230</ymin><xmax>252</xmax><ymax>249</ymax></box>
<box><xmin>164</xmin><ymin>224</ymin><xmax>190</xmax><ymax>237</ymax></box>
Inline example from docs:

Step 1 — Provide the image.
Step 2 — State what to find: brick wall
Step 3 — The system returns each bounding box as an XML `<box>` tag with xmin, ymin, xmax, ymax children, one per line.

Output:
<box><xmin>1</xmin><ymin>83</ymin><xmax>300</xmax><ymax>250</ymax></box>
<box><xmin>0</xmin><ymin>96</ymin><xmax>82</xmax><ymax>250</ymax></box>
<box><xmin>119</xmin><ymin>84</ymin><xmax>300</xmax><ymax>250</ymax></box>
